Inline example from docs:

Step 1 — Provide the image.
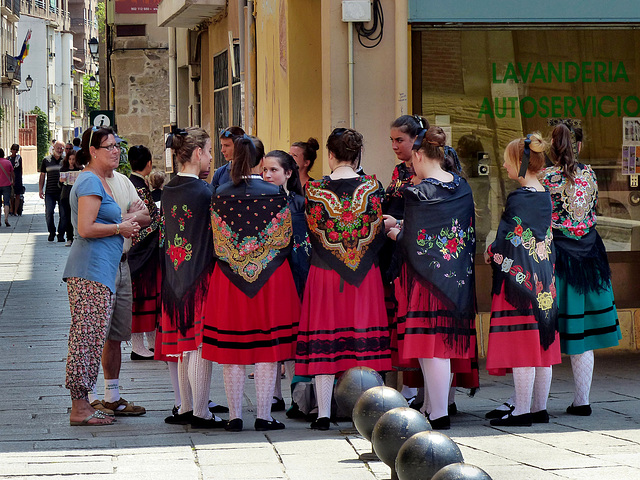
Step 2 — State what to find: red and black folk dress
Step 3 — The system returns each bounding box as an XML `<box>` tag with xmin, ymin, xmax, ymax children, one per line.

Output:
<box><xmin>128</xmin><ymin>173</ymin><xmax>161</xmax><ymax>336</ymax></box>
<box><xmin>158</xmin><ymin>174</ymin><xmax>215</xmax><ymax>356</ymax></box>
<box><xmin>201</xmin><ymin>177</ymin><xmax>300</xmax><ymax>365</ymax></box>
<box><xmin>295</xmin><ymin>175</ymin><xmax>392</xmax><ymax>376</ymax></box>
<box><xmin>394</xmin><ymin>175</ymin><xmax>477</xmax><ymax>365</ymax></box>
<box><xmin>485</xmin><ymin>187</ymin><xmax>561</xmax><ymax>375</ymax></box>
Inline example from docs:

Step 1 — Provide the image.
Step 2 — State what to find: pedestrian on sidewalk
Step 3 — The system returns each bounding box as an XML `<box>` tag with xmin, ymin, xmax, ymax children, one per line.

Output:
<box><xmin>39</xmin><ymin>141</ymin><xmax>66</xmax><ymax>242</ymax></box>
<box><xmin>484</xmin><ymin>133</ymin><xmax>561</xmax><ymax>427</ymax></box>
<box><xmin>0</xmin><ymin>149</ymin><xmax>14</xmax><ymax>227</ymax></box>
<box><xmin>62</xmin><ymin>126</ymin><xmax>140</xmax><ymax>426</ymax></box>
<box><xmin>87</xmin><ymin>134</ymin><xmax>151</xmax><ymax>417</ymax></box>
<box><xmin>542</xmin><ymin>123</ymin><xmax>621</xmax><ymax>416</ymax></box>
<box><xmin>59</xmin><ymin>151</ymin><xmax>83</xmax><ymax>246</ymax></box>
<box><xmin>8</xmin><ymin>144</ymin><xmax>23</xmax><ymax>216</ymax></box>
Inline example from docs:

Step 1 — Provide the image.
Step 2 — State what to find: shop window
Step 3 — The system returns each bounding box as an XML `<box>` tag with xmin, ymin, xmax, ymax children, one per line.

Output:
<box><xmin>414</xmin><ymin>28</ymin><xmax>640</xmax><ymax>252</ymax></box>
<box><xmin>213</xmin><ymin>45</ymin><xmax>243</xmax><ymax>168</ymax></box>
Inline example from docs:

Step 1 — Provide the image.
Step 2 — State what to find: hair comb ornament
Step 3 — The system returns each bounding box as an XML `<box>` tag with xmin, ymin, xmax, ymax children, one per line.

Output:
<box><xmin>518</xmin><ymin>134</ymin><xmax>532</xmax><ymax>178</ymax></box>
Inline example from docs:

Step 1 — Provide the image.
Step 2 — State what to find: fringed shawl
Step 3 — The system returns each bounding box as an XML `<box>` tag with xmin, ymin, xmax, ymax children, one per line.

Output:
<box><xmin>128</xmin><ymin>174</ymin><xmax>161</xmax><ymax>281</ymax></box>
<box><xmin>160</xmin><ymin>176</ymin><xmax>214</xmax><ymax>336</ymax></box>
<box><xmin>398</xmin><ymin>175</ymin><xmax>477</xmax><ymax>321</ymax></box>
<box><xmin>305</xmin><ymin>175</ymin><xmax>386</xmax><ymax>287</ymax></box>
<box><xmin>211</xmin><ymin>182</ymin><xmax>292</xmax><ymax>298</ymax></box>
<box><xmin>489</xmin><ymin>188</ymin><xmax>557</xmax><ymax>349</ymax></box>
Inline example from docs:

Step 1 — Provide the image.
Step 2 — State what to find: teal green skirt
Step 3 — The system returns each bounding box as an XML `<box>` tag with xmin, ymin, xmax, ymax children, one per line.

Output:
<box><xmin>556</xmin><ymin>274</ymin><xmax>621</xmax><ymax>355</ymax></box>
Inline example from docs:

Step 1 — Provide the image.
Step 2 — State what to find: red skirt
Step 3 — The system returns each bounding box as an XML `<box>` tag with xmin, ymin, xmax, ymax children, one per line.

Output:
<box><xmin>131</xmin><ymin>264</ymin><xmax>161</xmax><ymax>333</ymax></box>
<box><xmin>201</xmin><ymin>262</ymin><xmax>300</xmax><ymax>365</ymax></box>
<box><xmin>394</xmin><ymin>265</ymin><xmax>476</xmax><ymax>361</ymax></box>
<box><xmin>157</xmin><ymin>270</ymin><xmax>211</xmax><ymax>357</ymax></box>
<box><xmin>486</xmin><ymin>286</ymin><xmax>561</xmax><ymax>375</ymax></box>
<box><xmin>295</xmin><ymin>265</ymin><xmax>392</xmax><ymax>376</ymax></box>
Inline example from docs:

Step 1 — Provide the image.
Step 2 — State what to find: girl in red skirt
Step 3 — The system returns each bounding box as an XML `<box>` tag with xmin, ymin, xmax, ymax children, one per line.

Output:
<box><xmin>159</xmin><ymin>127</ymin><xmax>224</xmax><ymax>429</ymax></box>
<box><xmin>296</xmin><ymin>128</ymin><xmax>391</xmax><ymax>431</ymax></box>
<box><xmin>484</xmin><ymin>133</ymin><xmax>561</xmax><ymax>427</ymax></box>
<box><xmin>385</xmin><ymin>127</ymin><xmax>477</xmax><ymax>430</ymax></box>
<box><xmin>203</xmin><ymin>136</ymin><xmax>300</xmax><ymax>432</ymax></box>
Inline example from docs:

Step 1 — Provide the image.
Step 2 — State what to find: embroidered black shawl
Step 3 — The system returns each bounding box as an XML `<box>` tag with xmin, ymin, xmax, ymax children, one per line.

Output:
<box><xmin>211</xmin><ymin>180</ymin><xmax>292</xmax><ymax>298</ymax></box>
<box><xmin>289</xmin><ymin>192</ymin><xmax>311</xmax><ymax>299</ymax></box>
<box><xmin>161</xmin><ymin>176</ymin><xmax>215</xmax><ymax>336</ymax></box>
<box><xmin>489</xmin><ymin>188</ymin><xmax>557</xmax><ymax>349</ymax></box>
<box><xmin>398</xmin><ymin>175</ymin><xmax>476</xmax><ymax>321</ymax></box>
<box><xmin>306</xmin><ymin>175</ymin><xmax>386</xmax><ymax>287</ymax></box>
<box><xmin>128</xmin><ymin>174</ymin><xmax>161</xmax><ymax>281</ymax></box>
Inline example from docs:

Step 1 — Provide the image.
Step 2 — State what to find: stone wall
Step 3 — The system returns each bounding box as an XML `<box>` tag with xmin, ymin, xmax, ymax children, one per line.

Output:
<box><xmin>112</xmin><ymin>36</ymin><xmax>170</xmax><ymax>168</ymax></box>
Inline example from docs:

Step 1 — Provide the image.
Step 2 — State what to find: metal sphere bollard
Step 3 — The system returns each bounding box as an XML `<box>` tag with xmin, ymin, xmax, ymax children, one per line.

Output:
<box><xmin>431</xmin><ymin>462</ymin><xmax>493</xmax><ymax>480</ymax></box>
<box><xmin>395</xmin><ymin>431</ymin><xmax>464</xmax><ymax>480</ymax></box>
<box><xmin>371</xmin><ymin>407</ymin><xmax>431</xmax><ymax>478</ymax></box>
<box><xmin>353</xmin><ymin>386</ymin><xmax>409</xmax><ymax>441</ymax></box>
<box><xmin>334</xmin><ymin>366</ymin><xmax>384</xmax><ymax>418</ymax></box>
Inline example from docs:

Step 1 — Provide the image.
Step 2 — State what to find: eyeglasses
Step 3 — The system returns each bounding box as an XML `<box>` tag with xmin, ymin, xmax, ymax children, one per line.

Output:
<box><xmin>97</xmin><ymin>144</ymin><xmax>120</xmax><ymax>152</ymax></box>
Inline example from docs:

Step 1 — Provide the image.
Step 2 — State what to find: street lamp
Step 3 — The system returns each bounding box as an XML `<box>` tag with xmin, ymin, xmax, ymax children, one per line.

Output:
<box><xmin>88</xmin><ymin>37</ymin><xmax>99</xmax><ymax>62</ymax></box>
<box><xmin>16</xmin><ymin>74</ymin><xmax>33</xmax><ymax>95</ymax></box>
<box><xmin>88</xmin><ymin>75</ymin><xmax>97</xmax><ymax>88</ymax></box>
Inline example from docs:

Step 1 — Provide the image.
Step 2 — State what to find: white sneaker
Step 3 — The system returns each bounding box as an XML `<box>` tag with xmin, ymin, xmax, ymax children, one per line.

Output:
<box><xmin>65</xmin><ymin>240</ymin><xmax>72</xmax><ymax>247</ymax></box>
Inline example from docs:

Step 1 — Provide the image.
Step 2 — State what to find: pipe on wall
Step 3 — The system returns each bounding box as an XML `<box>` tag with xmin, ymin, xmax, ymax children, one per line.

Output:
<box><xmin>169</xmin><ymin>27</ymin><xmax>177</xmax><ymax>125</ymax></box>
<box><xmin>395</xmin><ymin>0</ymin><xmax>408</xmax><ymax>117</ymax></box>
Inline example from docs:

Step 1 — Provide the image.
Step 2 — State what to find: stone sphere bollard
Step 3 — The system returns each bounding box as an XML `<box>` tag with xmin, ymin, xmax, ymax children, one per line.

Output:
<box><xmin>334</xmin><ymin>366</ymin><xmax>384</xmax><ymax>418</ymax></box>
<box><xmin>395</xmin><ymin>431</ymin><xmax>464</xmax><ymax>480</ymax></box>
<box><xmin>371</xmin><ymin>407</ymin><xmax>431</xmax><ymax>478</ymax></box>
<box><xmin>353</xmin><ymin>386</ymin><xmax>409</xmax><ymax>441</ymax></box>
<box><xmin>431</xmin><ymin>462</ymin><xmax>493</xmax><ymax>480</ymax></box>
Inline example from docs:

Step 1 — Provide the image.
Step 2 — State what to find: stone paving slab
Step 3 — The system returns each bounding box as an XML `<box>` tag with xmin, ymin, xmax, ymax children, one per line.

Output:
<box><xmin>2</xmin><ymin>176</ymin><xmax>640</xmax><ymax>479</ymax></box>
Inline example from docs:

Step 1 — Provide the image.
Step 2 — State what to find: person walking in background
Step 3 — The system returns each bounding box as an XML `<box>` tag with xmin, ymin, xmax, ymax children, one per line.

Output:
<box><xmin>289</xmin><ymin>138</ymin><xmax>319</xmax><ymax>187</ymax></box>
<box><xmin>211</xmin><ymin>126</ymin><xmax>245</xmax><ymax>188</ymax></box>
<box><xmin>149</xmin><ymin>169</ymin><xmax>166</xmax><ymax>207</ymax></box>
<box><xmin>59</xmin><ymin>150</ymin><xmax>83</xmax><ymax>246</ymax></box>
<box><xmin>485</xmin><ymin>133</ymin><xmax>560</xmax><ymax>427</ymax></box>
<box><xmin>542</xmin><ymin>123</ymin><xmax>621</xmax><ymax>416</ymax></box>
<box><xmin>8</xmin><ymin>144</ymin><xmax>23</xmax><ymax>216</ymax></box>
<box><xmin>0</xmin><ymin>149</ymin><xmax>14</xmax><ymax>227</ymax></box>
<box><xmin>40</xmin><ymin>141</ymin><xmax>66</xmax><ymax>242</ymax></box>
<box><xmin>62</xmin><ymin>126</ymin><xmax>140</xmax><ymax>426</ymax></box>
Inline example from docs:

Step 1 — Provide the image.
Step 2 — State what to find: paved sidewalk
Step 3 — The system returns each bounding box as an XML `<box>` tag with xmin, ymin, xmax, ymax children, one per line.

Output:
<box><xmin>1</xmin><ymin>175</ymin><xmax>640</xmax><ymax>479</ymax></box>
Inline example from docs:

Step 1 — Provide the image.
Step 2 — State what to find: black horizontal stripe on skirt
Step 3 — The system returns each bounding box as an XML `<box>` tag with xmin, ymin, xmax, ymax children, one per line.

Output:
<box><xmin>397</xmin><ymin>323</ymin><xmax>476</xmax><ymax>340</ymax></box>
<box><xmin>202</xmin><ymin>333</ymin><xmax>298</xmax><ymax>351</ymax></box>
<box><xmin>296</xmin><ymin>325</ymin><xmax>390</xmax><ymax>337</ymax></box>
<box><xmin>296</xmin><ymin>336</ymin><xmax>391</xmax><ymax>356</ymax></box>
<box><xmin>202</xmin><ymin>322</ymin><xmax>297</xmax><ymax>336</ymax></box>
<box><xmin>558</xmin><ymin>304</ymin><xmax>616</xmax><ymax>320</ymax></box>
<box><xmin>561</xmin><ymin>321</ymin><xmax>620</xmax><ymax>342</ymax></box>
<box><xmin>295</xmin><ymin>353</ymin><xmax>392</xmax><ymax>364</ymax></box>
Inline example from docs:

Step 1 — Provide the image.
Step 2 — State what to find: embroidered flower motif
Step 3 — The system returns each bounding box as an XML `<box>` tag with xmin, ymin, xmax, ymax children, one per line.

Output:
<box><xmin>416</xmin><ymin>218</ymin><xmax>474</xmax><ymax>261</ymax></box>
<box><xmin>537</xmin><ymin>291</ymin><xmax>554</xmax><ymax>311</ymax></box>
<box><xmin>501</xmin><ymin>257</ymin><xmax>513</xmax><ymax>273</ymax></box>
<box><xmin>515</xmin><ymin>272</ymin><xmax>526</xmax><ymax>284</ymax></box>
<box><xmin>493</xmin><ymin>253</ymin><xmax>503</xmax><ymax>265</ymax></box>
<box><xmin>166</xmin><ymin>233</ymin><xmax>192</xmax><ymax>270</ymax></box>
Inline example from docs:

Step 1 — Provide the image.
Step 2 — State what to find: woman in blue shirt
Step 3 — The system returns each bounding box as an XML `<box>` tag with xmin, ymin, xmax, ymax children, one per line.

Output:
<box><xmin>63</xmin><ymin>126</ymin><xmax>140</xmax><ymax>426</ymax></box>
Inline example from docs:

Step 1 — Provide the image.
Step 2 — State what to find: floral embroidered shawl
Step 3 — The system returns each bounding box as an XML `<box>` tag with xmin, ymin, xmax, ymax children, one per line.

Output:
<box><xmin>488</xmin><ymin>188</ymin><xmax>557</xmax><ymax>349</ymax></box>
<box><xmin>161</xmin><ymin>176</ymin><xmax>214</xmax><ymax>335</ymax></box>
<box><xmin>289</xmin><ymin>191</ymin><xmax>311</xmax><ymax>299</ymax></box>
<box><xmin>306</xmin><ymin>175</ymin><xmax>386</xmax><ymax>287</ymax></box>
<box><xmin>128</xmin><ymin>174</ymin><xmax>161</xmax><ymax>280</ymax></box>
<box><xmin>398</xmin><ymin>175</ymin><xmax>476</xmax><ymax>320</ymax></box>
<box><xmin>211</xmin><ymin>184</ymin><xmax>292</xmax><ymax>298</ymax></box>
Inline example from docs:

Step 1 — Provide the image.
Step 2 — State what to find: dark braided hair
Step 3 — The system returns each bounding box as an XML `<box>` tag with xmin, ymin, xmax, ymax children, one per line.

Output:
<box><xmin>550</xmin><ymin>123</ymin><xmax>578</xmax><ymax>183</ymax></box>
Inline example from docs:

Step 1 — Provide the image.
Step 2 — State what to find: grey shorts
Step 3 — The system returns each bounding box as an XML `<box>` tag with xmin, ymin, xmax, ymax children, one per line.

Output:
<box><xmin>106</xmin><ymin>257</ymin><xmax>133</xmax><ymax>342</ymax></box>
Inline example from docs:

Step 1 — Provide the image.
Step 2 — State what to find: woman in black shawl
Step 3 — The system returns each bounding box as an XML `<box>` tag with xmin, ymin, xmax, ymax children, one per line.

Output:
<box><xmin>159</xmin><ymin>127</ymin><xmax>225</xmax><ymax>429</ymax></box>
<box><xmin>295</xmin><ymin>128</ymin><xmax>391</xmax><ymax>431</ymax></box>
<box><xmin>485</xmin><ymin>133</ymin><xmax>561</xmax><ymax>427</ymax></box>
<box><xmin>385</xmin><ymin>127</ymin><xmax>477</xmax><ymax>430</ymax></box>
<box><xmin>203</xmin><ymin>137</ymin><xmax>300</xmax><ymax>432</ymax></box>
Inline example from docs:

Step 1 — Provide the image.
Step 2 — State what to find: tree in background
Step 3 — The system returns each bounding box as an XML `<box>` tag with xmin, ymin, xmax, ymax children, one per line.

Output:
<box><xmin>31</xmin><ymin>106</ymin><xmax>50</xmax><ymax>169</ymax></box>
<box><xmin>83</xmin><ymin>73</ymin><xmax>100</xmax><ymax>116</ymax></box>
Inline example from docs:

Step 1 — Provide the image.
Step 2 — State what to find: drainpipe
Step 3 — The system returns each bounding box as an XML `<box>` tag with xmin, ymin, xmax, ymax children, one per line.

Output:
<box><xmin>348</xmin><ymin>21</ymin><xmax>354</xmax><ymax>128</ymax></box>
<box><xmin>169</xmin><ymin>27</ymin><xmax>177</xmax><ymax>125</ymax></box>
<box><xmin>245</xmin><ymin>0</ymin><xmax>255</xmax><ymax>134</ymax></box>
<box><xmin>395</xmin><ymin>0</ymin><xmax>408</xmax><ymax>117</ymax></box>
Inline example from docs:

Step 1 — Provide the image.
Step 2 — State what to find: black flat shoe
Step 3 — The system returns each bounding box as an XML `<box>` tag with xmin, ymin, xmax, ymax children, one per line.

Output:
<box><xmin>209</xmin><ymin>403</ymin><xmax>230</xmax><ymax>414</ymax></box>
<box><xmin>255</xmin><ymin>418</ymin><xmax>285</xmax><ymax>431</ymax></box>
<box><xmin>490</xmin><ymin>412</ymin><xmax>532</xmax><ymax>427</ymax></box>
<box><xmin>566</xmin><ymin>404</ymin><xmax>592</xmax><ymax>416</ymax></box>
<box><xmin>165</xmin><ymin>410</ymin><xmax>193</xmax><ymax>425</ymax></box>
<box><xmin>130</xmin><ymin>351</ymin><xmax>155</xmax><ymax>361</ymax></box>
<box><xmin>191</xmin><ymin>415</ymin><xmax>226</xmax><ymax>429</ymax></box>
<box><xmin>485</xmin><ymin>402</ymin><xmax>515</xmax><ymax>419</ymax></box>
<box><xmin>271</xmin><ymin>397</ymin><xmax>285</xmax><ymax>412</ymax></box>
<box><xmin>225</xmin><ymin>418</ymin><xmax>243</xmax><ymax>432</ymax></box>
<box><xmin>428</xmin><ymin>415</ymin><xmax>450</xmax><ymax>430</ymax></box>
<box><xmin>448</xmin><ymin>402</ymin><xmax>458</xmax><ymax>416</ymax></box>
<box><xmin>310</xmin><ymin>417</ymin><xmax>330</xmax><ymax>431</ymax></box>
<box><xmin>532</xmin><ymin>409</ymin><xmax>549</xmax><ymax>423</ymax></box>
